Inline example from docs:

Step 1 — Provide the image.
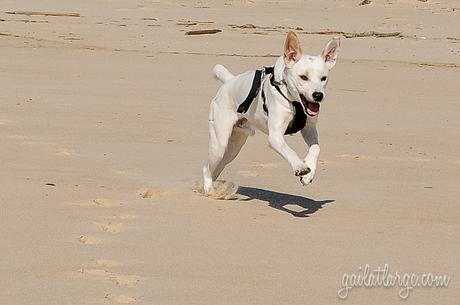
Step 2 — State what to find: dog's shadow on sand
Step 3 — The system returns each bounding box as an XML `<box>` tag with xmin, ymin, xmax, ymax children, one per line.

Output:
<box><xmin>237</xmin><ymin>186</ymin><xmax>335</xmax><ymax>217</ymax></box>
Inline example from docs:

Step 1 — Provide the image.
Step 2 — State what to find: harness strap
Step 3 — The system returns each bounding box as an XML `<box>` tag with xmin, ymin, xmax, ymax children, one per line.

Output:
<box><xmin>237</xmin><ymin>69</ymin><xmax>262</xmax><ymax>113</ymax></box>
<box><xmin>261</xmin><ymin>84</ymin><xmax>268</xmax><ymax>114</ymax></box>
<box><xmin>284</xmin><ymin>101</ymin><xmax>307</xmax><ymax>135</ymax></box>
<box><xmin>236</xmin><ymin>66</ymin><xmax>307</xmax><ymax>135</ymax></box>
<box><xmin>262</xmin><ymin>67</ymin><xmax>307</xmax><ymax>135</ymax></box>
<box><xmin>262</xmin><ymin>67</ymin><xmax>289</xmax><ymax>107</ymax></box>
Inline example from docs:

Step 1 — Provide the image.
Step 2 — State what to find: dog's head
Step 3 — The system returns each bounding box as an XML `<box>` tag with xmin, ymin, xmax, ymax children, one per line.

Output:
<box><xmin>280</xmin><ymin>31</ymin><xmax>340</xmax><ymax>116</ymax></box>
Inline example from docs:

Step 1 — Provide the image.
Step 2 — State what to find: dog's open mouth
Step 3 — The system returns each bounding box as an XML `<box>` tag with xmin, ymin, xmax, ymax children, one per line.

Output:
<box><xmin>300</xmin><ymin>94</ymin><xmax>320</xmax><ymax>116</ymax></box>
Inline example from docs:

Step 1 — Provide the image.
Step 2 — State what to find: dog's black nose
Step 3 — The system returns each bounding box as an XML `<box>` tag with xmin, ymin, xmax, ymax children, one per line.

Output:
<box><xmin>312</xmin><ymin>92</ymin><xmax>323</xmax><ymax>102</ymax></box>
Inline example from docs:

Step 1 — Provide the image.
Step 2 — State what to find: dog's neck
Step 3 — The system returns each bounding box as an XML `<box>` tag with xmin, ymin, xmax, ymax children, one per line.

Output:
<box><xmin>273</xmin><ymin>56</ymin><xmax>285</xmax><ymax>85</ymax></box>
<box><xmin>273</xmin><ymin>56</ymin><xmax>298</xmax><ymax>102</ymax></box>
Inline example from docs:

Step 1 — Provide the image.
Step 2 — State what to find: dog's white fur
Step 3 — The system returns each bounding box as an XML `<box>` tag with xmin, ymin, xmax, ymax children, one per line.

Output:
<box><xmin>203</xmin><ymin>32</ymin><xmax>340</xmax><ymax>194</ymax></box>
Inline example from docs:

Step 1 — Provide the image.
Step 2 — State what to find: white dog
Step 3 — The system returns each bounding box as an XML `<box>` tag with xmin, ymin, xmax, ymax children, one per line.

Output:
<box><xmin>203</xmin><ymin>31</ymin><xmax>340</xmax><ymax>195</ymax></box>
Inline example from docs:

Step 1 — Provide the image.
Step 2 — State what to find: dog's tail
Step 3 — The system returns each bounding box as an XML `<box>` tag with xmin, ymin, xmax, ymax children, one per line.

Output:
<box><xmin>213</xmin><ymin>64</ymin><xmax>234</xmax><ymax>83</ymax></box>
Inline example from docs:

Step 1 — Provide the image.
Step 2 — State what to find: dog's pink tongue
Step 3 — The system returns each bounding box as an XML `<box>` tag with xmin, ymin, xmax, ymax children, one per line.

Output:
<box><xmin>306</xmin><ymin>102</ymin><xmax>320</xmax><ymax>116</ymax></box>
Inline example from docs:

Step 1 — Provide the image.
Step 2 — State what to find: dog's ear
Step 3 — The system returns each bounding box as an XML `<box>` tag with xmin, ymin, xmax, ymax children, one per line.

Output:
<box><xmin>284</xmin><ymin>31</ymin><xmax>302</xmax><ymax>68</ymax></box>
<box><xmin>321</xmin><ymin>37</ymin><xmax>340</xmax><ymax>69</ymax></box>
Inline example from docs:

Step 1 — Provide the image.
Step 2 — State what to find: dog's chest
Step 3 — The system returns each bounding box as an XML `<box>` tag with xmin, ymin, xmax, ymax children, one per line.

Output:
<box><xmin>284</xmin><ymin>102</ymin><xmax>307</xmax><ymax>135</ymax></box>
<box><xmin>236</xmin><ymin>68</ymin><xmax>308</xmax><ymax>135</ymax></box>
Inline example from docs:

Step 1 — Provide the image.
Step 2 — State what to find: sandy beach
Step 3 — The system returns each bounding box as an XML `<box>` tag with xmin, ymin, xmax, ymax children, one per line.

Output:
<box><xmin>0</xmin><ymin>0</ymin><xmax>459</xmax><ymax>304</ymax></box>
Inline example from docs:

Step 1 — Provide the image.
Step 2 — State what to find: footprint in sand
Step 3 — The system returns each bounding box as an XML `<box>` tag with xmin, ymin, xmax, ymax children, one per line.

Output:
<box><xmin>71</xmin><ymin>259</ymin><xmax>121</xmax><ymax>278</ymax></box>
<box><xmin>95</xmin><ymin>259</ymin><xmax>122</xmax><ymax>268</ymax></box>
<box><xmin>78</xmin><ymin>235</ymin><xmax>102</xmax><ymax>245</ymax></box>
<box><xmin>56</xmin><ymin>147</ymin><xmax>74</xmax><ymax>156</ymax></box>
<box><xmin>105</xmin><ymin>294</ymin><xmax>136</xmax><ymax>304</ymax></box>
<box><xmin>334</xmin><ymin>154</ymin><xmax>351</xmax><ymax>158</ymax></box>
<box><xmin>110</xmin><ymin>275</ymin><xmax>142</xmax><ymax>287</ymax></box>
<box><xmin>94</xmin><ymin>222</ymin><xmax>125</xmax><ymax>234</ymax></box>
<box><xmin>79</xmin><ymin>268</ymin><xmax>111</xmax><ymax>276</ymax></box>
<box><xmin>93</xmin><ymin>198</ymin><xmax>123</xmax><ymax>208</ymax></box>
<box><xmin>140</xmin><ymin>189</ymin><xmax>162</xmax><ymax>199</ymax></box>
<box><xmin>252</xmin><ymin>162</ymin><xmax>279</xmax><ymax>169</ymax></box>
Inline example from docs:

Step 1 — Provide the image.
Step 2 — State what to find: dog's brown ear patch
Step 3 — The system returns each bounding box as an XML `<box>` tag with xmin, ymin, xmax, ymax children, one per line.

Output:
<box><xmin>284</xmin><ymin>31</ymin><xmax>302</xmax><ymax>67</ymax></box>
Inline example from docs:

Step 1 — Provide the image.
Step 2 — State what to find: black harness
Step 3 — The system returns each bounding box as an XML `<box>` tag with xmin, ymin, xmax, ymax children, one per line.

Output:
<box><xmin>236</xmin><ymin>66</ymin><xmax>307</xmax><ymax>135</ymax></box>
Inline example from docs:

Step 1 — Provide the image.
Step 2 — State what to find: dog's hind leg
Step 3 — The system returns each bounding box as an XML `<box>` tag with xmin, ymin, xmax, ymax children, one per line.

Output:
<box><xmin>212</xmin><ymin>123</ymin><xmax>249</xmax><ymax>180</ymax></box>
<box><xmin>203</xmin><ymin>104</ymin><xmax>238</xmax><ymax>194</ymax></box>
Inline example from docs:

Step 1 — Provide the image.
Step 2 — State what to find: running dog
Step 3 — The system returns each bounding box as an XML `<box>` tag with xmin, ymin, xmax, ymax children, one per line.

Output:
<box><xmin>203</xmin><ymin>31</ymin><xmax>340</xmax><ymax>194</ymax></box>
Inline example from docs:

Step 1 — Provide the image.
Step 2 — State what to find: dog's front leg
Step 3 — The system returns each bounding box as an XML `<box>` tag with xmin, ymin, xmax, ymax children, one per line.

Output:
<box><xmin>267</xmin><ymin>115</ymin><xmax>310</xmax><ymax>177</ymax></box>
<box><xmin>300</xmin><ymin>119</ymin><xmax>320</xmax><ymax>186</ymax></box>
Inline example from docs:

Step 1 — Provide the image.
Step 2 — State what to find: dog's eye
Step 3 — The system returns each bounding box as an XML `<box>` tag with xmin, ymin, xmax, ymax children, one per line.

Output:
<box><xmin>299</xmin><ymin>75</ymin><xmax>309</xmax><ymax>81</ymax></box>
<box><xmin>321</xmin><ymin>76</ymin><xmax>327</xmax><ymax>82</ymax></box>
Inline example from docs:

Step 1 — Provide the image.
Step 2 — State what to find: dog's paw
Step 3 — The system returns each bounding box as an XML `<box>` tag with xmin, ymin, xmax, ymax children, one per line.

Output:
<box><xmin>299</xmin><ymin>164</ymin><xmax>317</xmax><ymax>186</ymax></box>
<box><xmin>299</xmin><ymin>146</ymin><xmax>320</xmax><ymax>186</ymax></box>
<box><xmin>299</xmin><ymin>172</ymin><xmax>314</xmax><ymax>186</ymax></box>
<box><xmin>203</xmin><ymin>180</ymin><xmax>238</xmax><ymax>200</ymax></box>
<box><xmin>295</xmin><ymin>166</ymin><xmax>311</xmax><ymax>176</ymax></box>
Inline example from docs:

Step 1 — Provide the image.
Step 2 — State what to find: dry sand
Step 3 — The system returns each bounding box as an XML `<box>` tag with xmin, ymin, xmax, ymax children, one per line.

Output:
<box><xmin>0</xmin><ymin>0</ymin><xmax>459</xmax><ymax>304</ymax></box>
